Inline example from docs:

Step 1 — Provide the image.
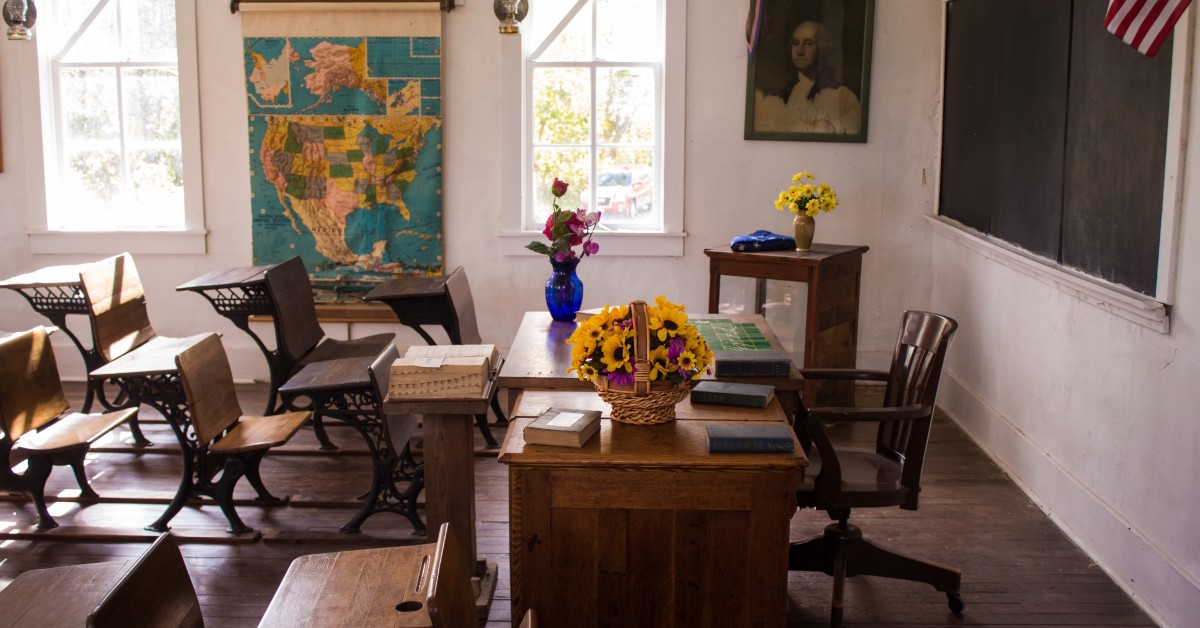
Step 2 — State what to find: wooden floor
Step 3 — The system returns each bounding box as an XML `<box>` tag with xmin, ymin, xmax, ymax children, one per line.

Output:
<box><xmin>0</xmin><ymin>383</ymin><xmax>1154</xmax><ymax>627</ymax></box>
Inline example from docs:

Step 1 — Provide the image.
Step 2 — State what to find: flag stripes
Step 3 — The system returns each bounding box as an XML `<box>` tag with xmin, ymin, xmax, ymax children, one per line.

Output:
<box><xmin>1105</xmin><ymin>0</ymin><xmax>1192</xmax><ymax>57</ymax></box>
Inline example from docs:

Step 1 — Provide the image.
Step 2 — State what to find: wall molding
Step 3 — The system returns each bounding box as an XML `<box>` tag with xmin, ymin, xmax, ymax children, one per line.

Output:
<box><xmin>938</xmin><ymin>371</ymin><xmax>1199</xmax><ymax>628</ymax></box>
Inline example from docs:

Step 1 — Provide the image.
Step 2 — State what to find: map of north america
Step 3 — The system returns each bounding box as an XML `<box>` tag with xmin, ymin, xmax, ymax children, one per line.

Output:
<box><xmin>245</xmin><ymin>36</ymin><xmax>442</xmax><ymax>300</ymax></box>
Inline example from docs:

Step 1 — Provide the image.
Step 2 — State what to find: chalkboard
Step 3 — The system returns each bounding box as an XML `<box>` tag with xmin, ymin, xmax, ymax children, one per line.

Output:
<box><xmin>940</xmin><ymin>0</ymin><xmax>1172</xmax><ymax>296</ymax></box>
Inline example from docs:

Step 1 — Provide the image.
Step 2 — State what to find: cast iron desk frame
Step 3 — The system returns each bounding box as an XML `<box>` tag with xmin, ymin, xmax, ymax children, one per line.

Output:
<box><xmin>704</xmin><ymin>243</ymin><xmax>869</xmax><ymax>406</ymax></box>
<box><xmin>277</xmin><ymin>354</ymin><xmax>428</xmax><ymax>534</ymax></box>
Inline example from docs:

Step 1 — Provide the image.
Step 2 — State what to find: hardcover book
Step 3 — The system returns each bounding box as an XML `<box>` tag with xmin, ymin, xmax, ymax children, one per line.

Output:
<box><xmin>705</xmin><ymin>424</ymin><xmax>795</xmax><ymax>453</ymax></box>
<box><xmin>691</xmin><ymin>381</ymin><xmax>776</xmax><ymax>408</ymax></box>
<box><xmin>524</xmin><ymin>408</ymin><xmax>603</xmax><ymax>448</ymax></box>
<box><xmin>713</xmin><ymin>350</ymin><xmax>793</xmax><ymax>377</ymax></box>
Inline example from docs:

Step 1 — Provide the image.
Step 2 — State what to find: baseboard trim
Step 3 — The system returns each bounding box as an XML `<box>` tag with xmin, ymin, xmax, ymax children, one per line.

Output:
<box><xmin>938</xmin><ymin>370</ymin><xmax>1197</xmax><ymax>628</ymax></box>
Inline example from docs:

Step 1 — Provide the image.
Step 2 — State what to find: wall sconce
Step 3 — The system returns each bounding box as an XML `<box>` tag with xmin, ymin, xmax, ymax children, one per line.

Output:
<box><xmin>493</xmin><ymin>0</ymin><xmax>528</xmax><ymax>34</ymax></box>
<box><xmin>3</xmin><ymin>0</ymin><xmax>35</xmax><ymax>40</ymax></box>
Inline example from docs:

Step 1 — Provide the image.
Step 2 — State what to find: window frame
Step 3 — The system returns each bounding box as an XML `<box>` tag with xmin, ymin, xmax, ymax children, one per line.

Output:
<box><xmin>21</xmin><ymin>0</ymin><xmax>207</xmax><ymax>255</ymax></box>
<box><xmin>499</xmin><ymin>0</ymin><xmax>685</xmax><ymax>257</ymax></box>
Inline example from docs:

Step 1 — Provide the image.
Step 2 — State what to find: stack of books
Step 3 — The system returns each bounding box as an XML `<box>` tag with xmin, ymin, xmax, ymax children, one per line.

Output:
<box><xmin>387</xmin><ymin>344</ymin><xmax>498</xmax><ymax>400</ymax></box>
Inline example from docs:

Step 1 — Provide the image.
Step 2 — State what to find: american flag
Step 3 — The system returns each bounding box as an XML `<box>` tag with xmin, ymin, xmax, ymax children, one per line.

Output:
<box><xmin>1105</xmin><ymin>0</ymin><xmax>1193</xmax><ymax>57</ymax></box>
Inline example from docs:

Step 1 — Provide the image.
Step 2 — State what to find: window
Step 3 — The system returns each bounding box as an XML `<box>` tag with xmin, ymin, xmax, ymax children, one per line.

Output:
<box><xmin>501</xmin><ymin>0</ymin><xmax>684</xmax><ymax>255</ymax></box>
<box><xmin>24</xmin><ymin>0</ymin><xmax>204</xmax><ymax>252</ymax></box>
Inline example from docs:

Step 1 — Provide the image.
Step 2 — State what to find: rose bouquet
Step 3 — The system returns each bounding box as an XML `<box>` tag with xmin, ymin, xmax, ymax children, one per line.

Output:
<box><xmin>526</xmin><ymin>178</ymin><xmax>601</xmax><ymax>262</ymax></box>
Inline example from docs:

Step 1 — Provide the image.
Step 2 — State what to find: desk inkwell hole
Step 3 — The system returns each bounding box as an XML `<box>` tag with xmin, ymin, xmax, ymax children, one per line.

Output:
<box><xmin>396</xmin><ymin>601</ymin><xmax>423</xmax><ymax>613</ymax></box>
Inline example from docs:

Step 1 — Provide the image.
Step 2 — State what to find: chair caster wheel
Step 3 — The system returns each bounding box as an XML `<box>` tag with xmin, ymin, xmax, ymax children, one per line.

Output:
<box><xmin>947</xmin><ymin>592</ymin><xmax>964</xmax><ymax>615</ymax></box>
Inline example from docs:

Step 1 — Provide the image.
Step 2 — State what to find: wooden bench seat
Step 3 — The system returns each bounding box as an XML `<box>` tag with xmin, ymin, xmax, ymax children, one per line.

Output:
<box><xmin>0</xmin><ymin>327</ymin><xmax>137</xmax><ymax>529</ymax></box>
<box><xmin>0</xmin><ymin>533</ymin><xmax>201</xmax><ymax>628</ymax></box>
<box><xmin>159</xmin><ymin>333</ymin><xmax>310</xmax><ymax>533</ymax></box>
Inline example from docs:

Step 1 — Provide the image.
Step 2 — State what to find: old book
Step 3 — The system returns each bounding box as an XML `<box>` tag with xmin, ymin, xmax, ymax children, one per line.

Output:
<box><xmin>524</xmin><ymin>408</ymin><xmax>602</xmax><ymax>448</ymax></box>
<box><xmin>691</xmin><ymin>381</ymin><xmax>776</xmax><ymax>408</ymax></box>
<box><xmin>713</xmin><ymin>350</ymin><xmax>793</xmax><ymax>377</ymax></box>
<box><xmin>387</xmin><ymin>344</ymin><xmax>498</xmax><ymax>400</ymax></box>
<box><xmin>705</xmin><ymin>424</ymin><xmax>795</xmax><ymax>453</ymax></box>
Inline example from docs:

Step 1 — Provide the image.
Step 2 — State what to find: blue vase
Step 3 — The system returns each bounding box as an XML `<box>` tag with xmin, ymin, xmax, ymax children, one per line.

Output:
<box><xmin>545</xmin><ymin>258</ymin><xmax>584</xmax><ymax>322</ymax></box>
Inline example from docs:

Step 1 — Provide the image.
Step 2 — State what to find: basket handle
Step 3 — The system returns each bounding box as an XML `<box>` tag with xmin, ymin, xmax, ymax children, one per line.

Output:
<box><xmin>631</xmin><ymin>300</ymin><xmax>650</xmax><ymax>397</ymax></box>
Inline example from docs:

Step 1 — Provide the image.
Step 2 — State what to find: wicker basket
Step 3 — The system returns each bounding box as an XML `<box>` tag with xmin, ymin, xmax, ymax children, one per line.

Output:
<box><xmin>593</xmin><ymin>300</ymin><xmax>693</xmax><ymax>425</ymax></box>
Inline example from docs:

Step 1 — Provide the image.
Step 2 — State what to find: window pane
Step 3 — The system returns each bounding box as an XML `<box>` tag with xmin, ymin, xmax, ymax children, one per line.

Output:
<box><xmin>533</xmin><ymin>67</ymin><xmax>591</xmax><ymax>145</ymax></box>
<box><xmin>122</xmin><ymin>0</ymin><xmax>177</xmax><ymax>60</ymax></box>
<box><xmin>533</xmin><ymin>147</ymin><xmax>590</xmax><ymax>223</ymax></box>
<box><xmin>537</xmin><ymin>3</ymin><xmax>592</xmax><ymax>62</ymax></box>
<box><xmin>123</xmin><ymin>68</ymin><xmax>180</xmax><ymax>141</ymax></box>
<box><xmin>60</xmin><ymin>68</ymin><xmax>119</xmax><ymax>141</ymax></box>
<box><xmin>596</xmin><ymin>0</ymin><xmax>657</xmax><ymax>61</ymax></box>
<box><xmin>596</xmin><ymin>148</ymin><xmax>652</xmax><ymax>225</ymax></box>
<box><xmin>61</xmin><ymin>0</ymin><xmax>119</xmax><ymax>61</ymax></box>
<box><xmin>129</xmin><ymin>148</ymin><xmax>184</xmax><ymax>207</ymax></box>
<box><xmin>597</xmin><ymin>67</ymin><xmax>654</xmax><ymax>144</ymax></box>
<box><xmin>64</xmin><ymin>148</ymin><xmax>121</xmax><ymax>203</ymax></box>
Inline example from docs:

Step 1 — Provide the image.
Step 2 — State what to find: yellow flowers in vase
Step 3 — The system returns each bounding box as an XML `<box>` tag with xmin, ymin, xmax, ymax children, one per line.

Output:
<box><xmin>775</xmin><ymin>171</ymin><xmax>838</xmax><ymax>252</ymax></box>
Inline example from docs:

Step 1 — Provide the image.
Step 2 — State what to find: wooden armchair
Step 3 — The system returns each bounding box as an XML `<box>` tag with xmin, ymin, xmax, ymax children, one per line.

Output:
<box><xmin>0</xmin><ymin>327</ymin><xmax>137</xmax><ymax>528</ymax></box>
<box><xmin>264</xmin><ymin>257</ymin><xmax>395</xmax><ymax>447</ymax></box>
<box><xmin>167</xmin><ymin>333</ymin><xmax>310</xmax><ymax>533</ymax></box>
<box><xmin>789</xmin><ymin>310</ymin><xmax>962</xmax><ymax>627</ymax></box>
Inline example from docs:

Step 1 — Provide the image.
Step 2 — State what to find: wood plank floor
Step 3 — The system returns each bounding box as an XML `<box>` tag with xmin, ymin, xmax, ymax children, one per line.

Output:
<box><xmin>0</xmin><ymin>383</ymin><xmax>1154</xmax><ymax>627</ymax></box>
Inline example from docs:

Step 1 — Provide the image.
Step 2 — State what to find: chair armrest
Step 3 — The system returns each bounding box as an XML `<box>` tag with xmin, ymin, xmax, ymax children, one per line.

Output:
<box><xmin>806</xmin><ymin>404</ymin><xmax>930</xmax><ymax>423</ymax></box>
<box><xmin>798</xmin><ymin>368</ymin><xmax>889</xmax><ymax>382</ymax></box>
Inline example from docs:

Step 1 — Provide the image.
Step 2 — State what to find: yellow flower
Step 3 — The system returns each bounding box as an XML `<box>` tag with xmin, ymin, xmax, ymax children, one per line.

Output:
<box><xmin>647</xmin><ymin>346</ymin><xmax>672</xmax><ymax>381</ymax></box>
<box><xmin>578</xmin><ymin>363</ymin><xmax>599</xmax><ymax>381</ymax></box>
<box><xmin>676</xmin><ymin>350</ymin><xmax>697</xmax><ymax>372</ymax></box>
<box><xmin>776</xmin><ymin>171</ymin><xmax>838</xmax><ymax>220</ymax></box>
<box><xmin>805</xmin><ymin>199</ymin><xmax>820</xmax><ymax>216</ymax></box>
<box><xmin>649</xmin><ymin>304</ymin><xmax>689</xmax><ymax>342</ymax></box>
<box><xmin>601</xmin><ymin>332</ymin><xmax>633</xmax><ymax>374</ymax></box>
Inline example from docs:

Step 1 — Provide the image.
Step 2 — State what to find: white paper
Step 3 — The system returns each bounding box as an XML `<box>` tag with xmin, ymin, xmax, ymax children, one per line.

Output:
<box><xmin>547</xmin><ymin>411</ymin><xmax>585</xmax><ymax>428</ymax></box>
<box><xmin>411</xmin><ymin>357</ymin><xmax>444</xmax><ymax>368</ymax></box>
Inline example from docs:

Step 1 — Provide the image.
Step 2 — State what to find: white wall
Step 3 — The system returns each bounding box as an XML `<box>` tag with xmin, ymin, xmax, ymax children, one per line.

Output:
<box><xmin>930</xmin><ymin>18</ymin><xmax>1200</xmax><ymax>628</ymax></box>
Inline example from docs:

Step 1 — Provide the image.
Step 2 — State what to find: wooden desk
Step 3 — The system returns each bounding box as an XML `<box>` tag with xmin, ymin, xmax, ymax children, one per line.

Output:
<box><xmin>258</xmin><ymin>544</ymin><xmax>439</xmax><ymax>627</ymax></box>
<box><xmin>363</xmin><ymin>272</ymin><xmax>461</xmax><ymax>345</ymax></box>
<box><xmin>0</xmin><ymin>561</ymin><xmax>132</xmax><ymax>627</ymax></box>
<box><xmin>0</xmin><ymin>263</ymin><xmax>107</xmax><ymax>412</ymax></box>
<box><xmin>499</xmin><ymin>396</ymin><xmax>806</xmax><ymax>627</ymax></box>
<box><xmin>497</xmin><ymin>311</ymin><xmax>804</xmax><ymax>419</ymax></box>
<box><xmin>704</xmin><ymin>243</ymin><xmax>869</xmax><ymax>406</ymax></box>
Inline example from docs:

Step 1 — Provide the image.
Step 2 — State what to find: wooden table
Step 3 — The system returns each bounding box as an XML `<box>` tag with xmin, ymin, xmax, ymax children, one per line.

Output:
<box><xmin>499</xmin><ymin>392</ymin><xmax>805</xmax><ymax>627</ymax></box>
<box><xmin>0</xmin><ymin>560</ymin><xmax>131</xmax><ymax>627</ymax></box>
<box><xmin>258</xmin><ymin>544</ymin><xmax>439</xmax><ymax>627</ymax></box>
<box><xmin>0</xmin><ymin>263</ymin><xmax>106</xmax><ymax>412</ymax></box>
<box><xmin>497</xmin><ymin>311</ymin><xmax>804</xmax><ymax>420</ymax></box>
<box><xmin>88</xmin><ymin>334</ymin><xmax>215</xmax><ymax>532</ymax></box>
<box><xmin>704</xmin><ymin>243</ymin><xmax>869</xmax><ymax>406</ymax></box>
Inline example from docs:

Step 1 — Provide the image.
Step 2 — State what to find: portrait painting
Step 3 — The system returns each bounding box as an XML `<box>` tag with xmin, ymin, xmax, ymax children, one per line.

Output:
<box><xmin>744</xmin><ymin>0</ymin><xmax>875</xmax><ymax>142</ymax></box>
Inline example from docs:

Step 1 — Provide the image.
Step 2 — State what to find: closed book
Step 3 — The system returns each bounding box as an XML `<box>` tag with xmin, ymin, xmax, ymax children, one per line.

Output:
<box><xmin>524</xmin><ymin>408</ymin><xmax>603</xmax><ymax>448</ymax></box>
<box><xmin>691</xmin><ymin>381</ymin><xmax>776</xmax><ymax>408</ymax></box>
<box><xmin>705</xmin><ymin>424</ymin><xmax>795</xmax><ymax>453</ymax></box>
<box><xmin>713</xmin><ymin>350</ymin><xmax>793</xmax><ymax>376</ymax></box>
<box><xmin>388</xmin><ymin>344</ymin><xmax>498</xmax><ymax>400</ymax></box>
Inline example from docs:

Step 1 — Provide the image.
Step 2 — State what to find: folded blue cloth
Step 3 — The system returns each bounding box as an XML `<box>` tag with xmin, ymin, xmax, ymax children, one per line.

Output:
<box><xmin>730</xmin><ymin>230</ymin><xmax>796</xmax><ymax>252</ymax></box>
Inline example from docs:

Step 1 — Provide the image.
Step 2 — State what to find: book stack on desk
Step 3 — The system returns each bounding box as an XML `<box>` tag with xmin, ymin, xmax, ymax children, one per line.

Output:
<box><xmin>690</xmin><ymin>381</ymin><xmax>776</xmax><ymax>408</ymax></box>
<box><xmin>705</xmin><ymin>424</ymin><xmax>795</xmax><ymax>453</ymax></box>
<box><xmin>523</xmin><ymin>408</ymin><xmax>602</xmax><ymax>448</ymax></box>
<box><xmin>387</xmin><ymin>344</ymin><xmax>498</xmax><ymax>400</ymax></box>
<box><xmin>713</xmin><ymin>350</ymin><xmax>794</xmax><ymax>376</ymax></box>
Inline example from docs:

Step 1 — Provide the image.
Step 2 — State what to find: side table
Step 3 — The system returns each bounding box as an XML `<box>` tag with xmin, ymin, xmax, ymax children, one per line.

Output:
<box><xmin>704</xmin><ymin>243</ymin><xmax>869</xmax><ymax>406</ymax></box>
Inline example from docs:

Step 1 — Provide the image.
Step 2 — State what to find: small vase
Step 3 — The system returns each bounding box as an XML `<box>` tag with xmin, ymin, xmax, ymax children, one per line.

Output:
<box><xmin>793</xmin><ymin>213</ymin><xmax>815</xmax><ymax>252</ymax></box>
<box><xmin>545</xmin><ymin>258</ymin><xmax>584</xmax><ymax>322</ymax></box>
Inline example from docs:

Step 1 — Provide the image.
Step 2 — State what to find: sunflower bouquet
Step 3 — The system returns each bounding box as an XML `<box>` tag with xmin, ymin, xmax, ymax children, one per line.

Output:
<box><xmin>567</xmin><ymin>297</ymin><xmax>713</xmax><ymax>424</ymax></box>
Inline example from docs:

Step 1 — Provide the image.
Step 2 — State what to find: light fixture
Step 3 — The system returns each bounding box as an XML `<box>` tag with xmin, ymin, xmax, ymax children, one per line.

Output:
<box><xmin>493</xmin><ymin>0</ymin><xmax>528</xmax><ymax>34</ymax></box>
<box><xmin>3</xmin><ymin>0</ymin><xmax>35</xmax><ymax>40</ymax></box>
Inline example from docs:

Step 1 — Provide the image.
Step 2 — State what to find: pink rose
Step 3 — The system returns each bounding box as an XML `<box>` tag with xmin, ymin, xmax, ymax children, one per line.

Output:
<box><xmin>551</xmin><ymin>178</ymin><xmax>569</xmax><ymax>198</ymax></box>
<box><xmin>542</xmin><ymin>213</ymin><xmax>557</xmax><ymax>240</ymax></box>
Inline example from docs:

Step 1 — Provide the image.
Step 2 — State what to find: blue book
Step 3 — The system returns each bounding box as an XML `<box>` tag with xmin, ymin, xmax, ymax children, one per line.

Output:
<box><xmin>705</xmin><ymin>424</ymin><xmax>795</xmax><ymax>453</ymax></box>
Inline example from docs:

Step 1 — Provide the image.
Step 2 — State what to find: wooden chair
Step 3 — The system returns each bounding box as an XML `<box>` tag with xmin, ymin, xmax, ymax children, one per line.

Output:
<box><xmin>365</xmin><ymin>266</ymin><xmax>508</xmax><ymax>448</ymax></box>
<box><xmin>263</xmin><ymin>256</ymin><xmax>395</xmax><ymax>447</ymax></box>
<box><xmin>789</xmin><ymin>310</ymin><xmax>962</xmax><ymax>628</ymax></box>
<box><xmin>168</xmin><ymin>333</ymin><xmax>310</xmax><ymax>533</ymax></box>
<box><xmin>87</xmin><ymin>533</ymin><xmax>203</xmax><ymax>628</ymax></box>
<box><xmin>78</xmin><ymin>252</ymin><xmax>184</xmax><ymax>445</ymax></box>
<box><xmin>0</xmin><ymin>532</ymin><xmax>200</xmax><ymax>627</ymax></box>
<box><xmin>0</xmin><ymin>327</ymin><xmax>137</xmax><ymax>529</ymax></box>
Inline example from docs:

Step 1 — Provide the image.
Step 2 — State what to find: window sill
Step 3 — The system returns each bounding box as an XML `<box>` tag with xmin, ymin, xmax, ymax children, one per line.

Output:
<box><xmin>928</xmin><ymin>216</ymin><xmax>1169</xmax><ymax>333</ymax></box>
<box><xmin>28</xmin><ymin>230</ymin><xmax>209</xmax><ymax>255</ymax></box>
<box><xmin>499</xmin><ymin>231</ymin><xmax>686</xmax><ymax>257</ymax></box>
